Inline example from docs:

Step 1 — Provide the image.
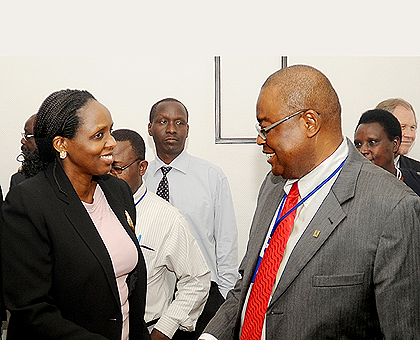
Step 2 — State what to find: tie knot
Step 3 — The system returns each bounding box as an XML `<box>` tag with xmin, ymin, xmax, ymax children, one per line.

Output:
<box><xmin>161</xmin><ymin>166</ymin><xmax>172</xmax><ymax>176</ymax></box>
<box><xmin>289</xmin><ymin>182</ymin><xmax>299</xmax><ymax>200</ymax></box>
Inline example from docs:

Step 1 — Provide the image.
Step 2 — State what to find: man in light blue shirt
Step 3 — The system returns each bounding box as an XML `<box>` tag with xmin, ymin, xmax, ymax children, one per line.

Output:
<box><xmin>144</xmin><ymin>98</ymin><xmax>239</xmax><ymax>339</ymax></box>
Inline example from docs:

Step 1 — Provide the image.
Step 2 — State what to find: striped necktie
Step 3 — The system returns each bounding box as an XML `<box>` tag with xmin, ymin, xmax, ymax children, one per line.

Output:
<box><xmin>241</xmin><ymin>182</ymin><xmax>299</xmax><ymax>340</ymax></box>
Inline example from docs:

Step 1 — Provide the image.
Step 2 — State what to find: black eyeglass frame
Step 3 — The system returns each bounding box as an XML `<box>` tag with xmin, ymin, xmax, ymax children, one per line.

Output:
<box><xmin>110</xmin><ymin>159</ymin><xmax>141</xmax><ymax>174</ymax></box>
<box><xmin>255</xmin><ymin>109</ymin><xmax>308</xmax><ymax>140</ymax></box>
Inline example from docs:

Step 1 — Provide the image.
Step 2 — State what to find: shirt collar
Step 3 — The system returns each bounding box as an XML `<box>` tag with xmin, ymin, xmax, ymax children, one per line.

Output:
<box><xmin>394</xmin><ymin>154</ymin><xmax>401</xmax><ymax>168</ymax></box>
<box><xmin>284</xmin><ymin>138</ymin><xmax>349</xmax><ymax>197</ymax></box>
<box><xmin>154</xmin><ymin>149</ymin><xmax>189</xmax><ymax>175</ymax></box>
<box><xmin>133</xmin><ymin>182</ymin><xmax>147</xmax><ymax>203</ymax></box>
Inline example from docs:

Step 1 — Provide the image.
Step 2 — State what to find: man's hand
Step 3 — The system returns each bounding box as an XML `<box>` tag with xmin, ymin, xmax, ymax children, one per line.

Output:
<box><xmin>150</xmin><ymin>328</ymin><xmax>171</xmax><ymax>340</ymax></box>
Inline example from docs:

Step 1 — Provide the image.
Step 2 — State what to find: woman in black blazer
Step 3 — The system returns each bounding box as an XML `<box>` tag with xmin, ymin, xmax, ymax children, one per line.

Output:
<box><xmin>2</xmin><ymin>90</ymin><xmax>150</xmax><ymax>340</ymax></box>
<box><xmin>354</xmin><ymin>109</ymin><xmax>420</xmax><ymax>196</ymax></box>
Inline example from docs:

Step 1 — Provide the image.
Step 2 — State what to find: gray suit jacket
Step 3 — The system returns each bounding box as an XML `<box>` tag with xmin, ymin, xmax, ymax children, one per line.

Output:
<box><xmin>205</xmin><ymin>139</ymin><xmax>420</xmax><ymax>339</ymax></box>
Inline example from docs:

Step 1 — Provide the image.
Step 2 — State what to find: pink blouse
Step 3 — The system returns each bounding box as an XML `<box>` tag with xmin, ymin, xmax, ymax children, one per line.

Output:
<box><xmin>83</xmin><ymin>185</ymin><xmax>138</xmax><ymax>340</ymax></box>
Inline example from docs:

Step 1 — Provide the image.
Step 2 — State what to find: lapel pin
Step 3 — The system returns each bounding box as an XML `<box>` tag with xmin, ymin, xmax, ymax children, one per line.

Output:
<box><xmin>313</xmin><ymin>230</ymin><xmax>321</xmax><ymax>238</ymax></box>
<box><xmin>125</xmin><ymin>210</ymin><xmax>135</xmax><ymax>232</ymax></box>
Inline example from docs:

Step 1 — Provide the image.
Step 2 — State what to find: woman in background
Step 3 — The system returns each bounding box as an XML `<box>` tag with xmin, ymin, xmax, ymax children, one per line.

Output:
<box><xmin>354</xmin><ymin>108</ymin><xmax>420</xmax><ymax>196</ymax></box>
<box><xmin>2</xmin><ymin>89</ymin><xmax>150</xmax><ymax>340</ymax></box>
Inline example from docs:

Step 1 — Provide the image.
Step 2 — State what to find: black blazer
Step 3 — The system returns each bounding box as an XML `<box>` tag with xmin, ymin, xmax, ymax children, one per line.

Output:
<box><xmin>401</xmin><ymin>167</ymin><xmax>420</xmax><ymax>196</ymax></box>
<box><xmin>9</xmin><ymin>170</ymin><xmax>26</xmax><ymax>190</ymax></box>
<box><xmin>399</xmin><ymin>155</ymin><xmax>420</xmax><ymax>173</ymax></box>
<box><xmin>2</xmin><ymin>160</ymin><xmax>151</xmax><ymax>340</ymax></box>
<box><xmin>0</xmin><ymin>185</ymin><xmax>6</xmax><ymax>321</ymax></box>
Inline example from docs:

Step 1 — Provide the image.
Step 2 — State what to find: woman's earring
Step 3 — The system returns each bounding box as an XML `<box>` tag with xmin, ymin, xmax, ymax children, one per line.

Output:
<box><xmin>60</xmin><ymin>151</ymin><xmax>67</xmax><ymax>159</ymax></box>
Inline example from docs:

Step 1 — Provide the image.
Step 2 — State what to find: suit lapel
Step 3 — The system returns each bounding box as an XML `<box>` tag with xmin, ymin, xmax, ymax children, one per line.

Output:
<box><xmin>242</xmin><ymin>175</ymin><xmax>286</xmax><ymax>288</ymax></box>
<box><xmin>48</xmin><ymin>161</ymin><xmax>121</xmax><ymax>306</ymax></box>
<box><xmin>98</xmin><ymin>176</ymin><xmax>143</xmax><ymax>298</ymax></box>
<box><xmin>269</xmin><ymin>140</ymin><xmax>363</xmax><ymax>304</ymax></box>
<box><xmin>64</xmin><ymin>200</ymin><xmax>121</xmax><ymax>304</ymax></box>
<box><xmin>99</xmin><ymin>178</ymin><xmax>138</xmax><ymax>250</ymax></box>
<box><xmin>269</xmin><ymin>193</ymin><xmax>346</xmax><ymax>303</ymax></box>
<box><xmin>255</xmin><ymin>179</ymin><xmax>286</xmax><ymax>254</ymax></box>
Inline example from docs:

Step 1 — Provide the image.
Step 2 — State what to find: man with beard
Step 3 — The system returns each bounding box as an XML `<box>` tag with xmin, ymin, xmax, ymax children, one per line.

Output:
<box><xmin>9</xmin><ymin>113</ymin><xmax>42</xmax><ymax>188</ymax></box>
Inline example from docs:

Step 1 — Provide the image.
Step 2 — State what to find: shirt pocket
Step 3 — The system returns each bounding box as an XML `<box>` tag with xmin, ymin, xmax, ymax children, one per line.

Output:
<box><xmin>312</xmin><ymin>273</ymin><xmax>365</xmax><ymax>287</ymax></box>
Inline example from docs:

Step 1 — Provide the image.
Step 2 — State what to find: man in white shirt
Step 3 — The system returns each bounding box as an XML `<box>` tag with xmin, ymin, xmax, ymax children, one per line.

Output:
<box><xmin>200</xmin><ymin>65</ymin><xmax>420</xmax><ymax>339</ymax></box>
<box><xmin>110</xmin><ymin>129</ymin><xmax>210</xmax><ymax>340</ymax></box>
<box><xmin>144</xmin><ymin>98</ymin><xmax>239</xmax><ymax>337</ymax></box>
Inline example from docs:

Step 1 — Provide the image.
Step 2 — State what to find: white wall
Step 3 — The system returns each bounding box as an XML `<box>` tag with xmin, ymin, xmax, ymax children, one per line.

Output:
<box><xmin>290</xmin><ymin>56</ymin><xmax>420</xmax><ymax>149</ymax></box>
<box><xmin>1</xmin><ymin>56</ymin><xmax>419</xmax><ymax>261</ymax></box>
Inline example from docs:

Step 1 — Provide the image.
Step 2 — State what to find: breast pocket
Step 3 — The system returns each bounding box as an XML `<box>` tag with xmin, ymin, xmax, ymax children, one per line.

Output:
<box><xmin>312</xmin><ymin>273</ymin><xmax>365</xmax><ymax>287</ymax></box>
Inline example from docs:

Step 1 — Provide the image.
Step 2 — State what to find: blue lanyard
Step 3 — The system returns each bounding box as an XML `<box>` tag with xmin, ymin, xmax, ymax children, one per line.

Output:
<box><xmin>135</xmin><ymin>188</ymin><xmax>147</xmax><ymax>243</ymax></box>
<box><xmin>272</xmin><ymin>156</ymin><xmax>347</xmax><ymax>234</ymax></box>
<box><xmin>251</xmin><ymin>156</ymin><xmax>348</xmax><ymax>283</ymax></box>
<box><xmin>135</xmin><ymin>188</ymin><xmax>147</xmax><ymax>206</ymax></box>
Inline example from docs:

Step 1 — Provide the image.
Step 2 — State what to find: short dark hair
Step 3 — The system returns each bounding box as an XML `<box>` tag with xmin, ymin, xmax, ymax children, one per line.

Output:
<box><xmin>33</xmin><ymin>89</ymin><xmax>96</xmax><ymax>174</ymax></box>
<box><xmin>356</xmin><ymin>109</ymin><xmax>402</xmax><ymax>141</ymax></box>
<box><xmin>149</xmin><ymin>98</ymin><xmax>189</xmax><ymax>123</ymax></box>
<box><xmin>112</xmin><ymin>129</ymin><xmax>146</xmax><ymax>161</ymax></box>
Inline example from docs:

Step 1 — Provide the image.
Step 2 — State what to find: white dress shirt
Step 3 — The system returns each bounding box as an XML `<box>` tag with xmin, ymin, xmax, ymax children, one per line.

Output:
<box><xmin>134</xmin><ymin>183</ymin><xmax>211</xmax><ymax>338</ymax></box>
<box><xmin>144</xmin><ymin>150</ymin><xmax>239</xmax><ymax>298</ymax></box>
<box><xmin>201</xmin><ymin>139</ymin><xmax>349</xmax><ymax>340</ymax></box>
<box><xmin>394</xmin><ymin>154</ymin><xmax>400</xmax><ymax>168</ymax></box>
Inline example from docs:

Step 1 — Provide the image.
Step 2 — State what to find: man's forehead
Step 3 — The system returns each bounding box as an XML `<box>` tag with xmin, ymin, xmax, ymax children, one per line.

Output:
<box><xmin>257</xmin><ymin>87</ymin><xmax>284</xmax><ymax>113</ymax></box>
<box><xmin>156</xmin><ymin>101</ymin><xmax>187</xmax><ymax>117</ymax></box>
<box><xmin>394</xmin><ymin>106</ymin><xmax>416</xmax><ymax>120</ymax></box>
<box><xmin>25</xmin><ymin>116</ymin><xmax>36</xmax><ymax>130</ymax></box>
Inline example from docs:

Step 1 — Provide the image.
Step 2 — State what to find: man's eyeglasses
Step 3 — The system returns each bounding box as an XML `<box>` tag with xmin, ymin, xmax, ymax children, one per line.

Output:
<box><xmin>255</xmin><ymin>109</ymin><xmax>308</xmax><ymax>140</ymax></box>
<box><xmin>110</xmin><ymin>159</ymin><xmax>140</xmax><ymax>175</ymax></box>
<box><xmin>21</xmin><ymin>132</ymin><xmax>34</xmax><ymax>141</ymax></box>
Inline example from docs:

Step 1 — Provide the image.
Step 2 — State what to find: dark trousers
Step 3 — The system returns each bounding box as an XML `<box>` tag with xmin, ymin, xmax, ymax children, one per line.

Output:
<box><xmin>172</xmin><ymin>281</ymin><xmax>224</xmax><ymax>340</ymax></box>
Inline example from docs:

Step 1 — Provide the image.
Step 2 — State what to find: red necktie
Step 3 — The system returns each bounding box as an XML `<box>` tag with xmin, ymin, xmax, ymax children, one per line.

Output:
<box><xmin>241</xmin><ymin>182</ymin><xmax>300</xmax><ymax>340</ymax></box>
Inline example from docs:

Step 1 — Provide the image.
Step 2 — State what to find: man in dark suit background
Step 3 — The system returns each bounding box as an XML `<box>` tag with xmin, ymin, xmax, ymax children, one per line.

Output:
<box><xmin>200</xmin><ymin>65</ymin><xmax>420</xmax><ymax>339</ymax></box>
<box><xmin>399</xmin><ymin>153</ymin><xmax>420</xmax><ymax>172</ymax></box>
<box><xmin>376</xmin><ymin>98</ymin><xmax>420</xmax><ymax>173</ymax></box>
<box><xmin>0</xmin><ymin>185</ymin><xmax>6</xmax><ymax>337</ymax></box>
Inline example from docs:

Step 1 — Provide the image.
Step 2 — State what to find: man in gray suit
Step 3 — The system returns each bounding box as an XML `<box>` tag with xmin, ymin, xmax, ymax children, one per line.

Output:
<box><xmin>200</xmin><ymin>65</ymin><xmax>420</xmax><ymax>339</ymax></box>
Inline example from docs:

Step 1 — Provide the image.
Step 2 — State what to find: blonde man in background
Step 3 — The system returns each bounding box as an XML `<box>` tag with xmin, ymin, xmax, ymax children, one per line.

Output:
<box><xmin>376</xmin><ymin>98</ymin><xmax>420</xmax><ymax>173</ymax></box>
